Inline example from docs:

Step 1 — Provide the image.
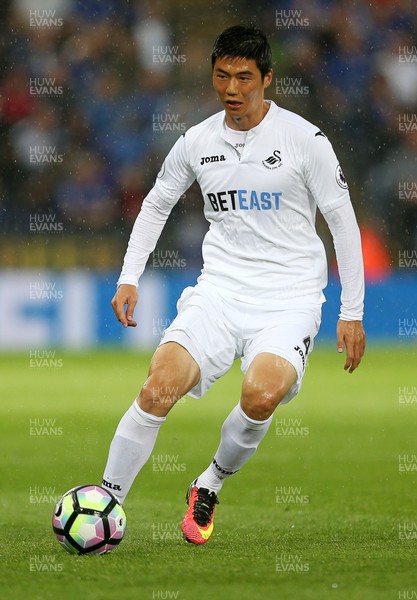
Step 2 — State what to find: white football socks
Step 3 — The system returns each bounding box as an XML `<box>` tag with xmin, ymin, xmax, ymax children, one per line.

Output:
<box><xmin>102</xmin><ymin>401</ymin><xmax>165</xmax><ymax>504</ymax></box>
<box><xmin>196</xmin><ymin>404</ymin><xmax>273</xmax><ymax>494</ymax></box>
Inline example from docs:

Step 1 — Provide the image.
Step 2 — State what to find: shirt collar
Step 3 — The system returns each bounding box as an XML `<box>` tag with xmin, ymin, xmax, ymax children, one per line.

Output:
<box><xmin>220</xmin><ymin>100</ymin><xmax>277</xmax><ymax>141</ymax></box>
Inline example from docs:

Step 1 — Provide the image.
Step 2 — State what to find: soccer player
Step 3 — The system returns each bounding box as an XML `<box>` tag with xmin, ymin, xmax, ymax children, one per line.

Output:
<box><xmin>102</xmin><ymin>25</ymin><xmax>365</xmax><ymax>545</ymax></box>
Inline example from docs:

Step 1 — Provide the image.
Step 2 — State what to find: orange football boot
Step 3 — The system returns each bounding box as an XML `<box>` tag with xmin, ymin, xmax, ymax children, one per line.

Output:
<box><xmin>181</xmin><ymin>481</ymin><xmax>219</xmax><ymax>544</ymax></box>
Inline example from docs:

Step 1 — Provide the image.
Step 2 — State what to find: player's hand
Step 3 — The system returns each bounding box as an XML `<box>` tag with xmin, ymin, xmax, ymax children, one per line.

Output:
<box><xmin>111</xmin><ymin>284</ymin><xmax>138</xmax><ymax>328</ymax></box>
<box><xmin>336</xmin><ymin>319</ymin><xmax>365</xmax><ymax>373</ymax></box>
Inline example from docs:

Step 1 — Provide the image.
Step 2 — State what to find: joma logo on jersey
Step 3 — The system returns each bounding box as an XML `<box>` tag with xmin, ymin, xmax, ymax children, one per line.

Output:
<box><xmin>262</xmin><ymin>150</ymin><xmax>282</xmax><ymax>169</ymax></box>
<box><xmin>200</xmin><ymin>154</ymin><xmax>226</xmax><ymax>165</ymax></box>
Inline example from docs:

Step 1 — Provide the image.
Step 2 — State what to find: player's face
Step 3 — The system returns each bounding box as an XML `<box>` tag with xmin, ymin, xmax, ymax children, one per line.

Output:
<box><xmin>212</xmin><ymin>56</ymin><xmax>272</xmax><ymax>130</ymax></box>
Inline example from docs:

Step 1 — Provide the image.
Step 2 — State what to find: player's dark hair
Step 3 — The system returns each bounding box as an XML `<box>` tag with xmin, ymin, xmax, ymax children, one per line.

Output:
<box><xmin>211</xmin><ymin>25</ymin><xmax>272</xmax><ymax>79</ymax></box>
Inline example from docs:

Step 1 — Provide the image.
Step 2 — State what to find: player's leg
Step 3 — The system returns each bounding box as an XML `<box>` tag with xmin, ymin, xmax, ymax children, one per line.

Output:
<box><xmin>138</xmin><ymin>341</ymin><xmax>201</xmax><ymax>416</ymax></box>
<box><xmin>240</xmin><ymin>352</ymin><xmax>297</xmax><ymax>419</ymax></box>
<box><xmin>193</xmin><ymin>306</ymin><xmax>320</xmax><ymax>503</ymax></box>
<box><xmin>182</xmin><ymin>353</ymin><xmax>295</xmax><ymax>544</ymax></box>
<box><xmin>102</xmin><ymin>342</ymin><xmax>200</xmax><ymax>504</ymax></box>
<box><xmin>183</xmin><ymin>304</ymin><xmax>320</xmax><ymax>544</ymax></box>
<box><xmin>182</xmin><ymin>352</ymin><xmax>295</xmax><ymax>544</ymax></box>
<box><xmin>195</xmin><ymin>353</ymin><xmax>296</xmax><ymax>494</ymax></box>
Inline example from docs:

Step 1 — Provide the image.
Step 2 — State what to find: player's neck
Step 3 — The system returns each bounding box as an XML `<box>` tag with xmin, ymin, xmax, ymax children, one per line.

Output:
<box><xmin>225</xmin><ymin>100</ymin><xmax>270</xmax><ymax>131</ymax></box>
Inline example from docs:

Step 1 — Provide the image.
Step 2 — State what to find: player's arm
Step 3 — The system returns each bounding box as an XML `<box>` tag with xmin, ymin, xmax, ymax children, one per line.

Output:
<box><xmin>111</xmin><ymin>190</ymin><xmax>170</xmax><ymax>327</ymax></box>
<box><xmin>323</xmin><ymin>202</ymin><xmax>365</xmax><ymax>373</ymax></box>
<box><xmin>303</xmin><ymin>131</ymin><xmax>365</xmax><ymax>372</ymax></box>
<box><xmin>112</xmin><ymin>135</ymin><xmax>195</xmax><ymax>327</ymax></box>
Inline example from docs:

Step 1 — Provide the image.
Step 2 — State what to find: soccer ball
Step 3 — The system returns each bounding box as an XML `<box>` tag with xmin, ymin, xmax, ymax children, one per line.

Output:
<box><xmin>52</xmin><ymin>484</ymin><xmax>126</xmax><ymax>555</ymax></box>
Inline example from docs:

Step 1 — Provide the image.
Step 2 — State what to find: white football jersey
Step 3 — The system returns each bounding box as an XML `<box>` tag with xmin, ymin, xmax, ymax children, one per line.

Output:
<box><xmin>152</xmin><ymin>100</ymin><xmax>350</xmax><ymax>305</ymax></box>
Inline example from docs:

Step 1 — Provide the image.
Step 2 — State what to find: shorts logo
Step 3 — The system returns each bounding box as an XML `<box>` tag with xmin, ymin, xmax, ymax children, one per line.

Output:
<box><xmin>336</xmin><ymin>164</ymin><xmax>348</xmax><ymax>189</ymax></box>
<box><xmin>262</xmin><ymin>150</ymin><xmax>282</xmax><ymax>169</ymax></box>
<box><xmin>200</xmin><ymin>154</ymin><xmax>226</xmax><ymax>165</ymax></box>
<box><xmin>294</xmin><ymin>336</ymin><xmax>311</xmax><ymax>370</ymax></box>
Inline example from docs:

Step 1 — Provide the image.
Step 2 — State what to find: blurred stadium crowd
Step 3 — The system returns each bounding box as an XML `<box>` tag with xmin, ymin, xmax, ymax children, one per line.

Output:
<box><xmin>1</xmin><ymin>0</ymin><xmax>416</xmax><ymax>273</ymax></box>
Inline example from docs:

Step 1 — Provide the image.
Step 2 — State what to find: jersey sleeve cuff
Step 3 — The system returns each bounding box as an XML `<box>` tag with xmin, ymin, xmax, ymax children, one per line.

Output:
<box><xmin>339</xmin><ymin>309</ymin><xmax>364</xmax><ymax>321</ymax></box>
<box><xmin>117</xmin><ymin>275</ymin><xmax>139</xmax><ymax>288</ymax></box>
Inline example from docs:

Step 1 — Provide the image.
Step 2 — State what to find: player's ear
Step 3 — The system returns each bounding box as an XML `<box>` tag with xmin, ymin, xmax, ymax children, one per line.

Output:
<box><xmin>263</xmin><ymin>69</ymin><xmax>273</xmax><ymax>89</ymax></box>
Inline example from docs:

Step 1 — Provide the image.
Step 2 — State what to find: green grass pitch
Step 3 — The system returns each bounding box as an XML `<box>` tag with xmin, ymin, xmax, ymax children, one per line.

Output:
<box><xmin>1</xmin><ymin>346</ymin><xmax>416</xmax><ymax>600</ymax></box>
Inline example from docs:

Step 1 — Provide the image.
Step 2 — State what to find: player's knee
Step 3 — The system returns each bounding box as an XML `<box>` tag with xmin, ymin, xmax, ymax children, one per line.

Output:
<box><xmin>242</xmin><ymin>379</ymin><xmax>289</xmax><ymax>419</ymax></box>
<box><xmin>139</xmin><ymin>369</ymin><xmax>182</xmax><ymax>415</ymax></box>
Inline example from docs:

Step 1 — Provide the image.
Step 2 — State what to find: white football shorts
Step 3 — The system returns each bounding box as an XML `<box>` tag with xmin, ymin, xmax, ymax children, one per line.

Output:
<box><xmin>159</xmin><ymin>281</ymin><xmax>322</xmax><ymax>404</ymax></box>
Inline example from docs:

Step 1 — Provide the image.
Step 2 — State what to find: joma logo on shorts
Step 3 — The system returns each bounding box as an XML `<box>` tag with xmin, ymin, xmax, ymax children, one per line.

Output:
<box><xmin>200</xmin><ymin>154</ymin><xmax>226</xmax><ymax>165</ymax></box>
<box><xmin>294</xmin><ymin>336</ymin><xmax>311</xmax><ymax>369</ymax></box>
